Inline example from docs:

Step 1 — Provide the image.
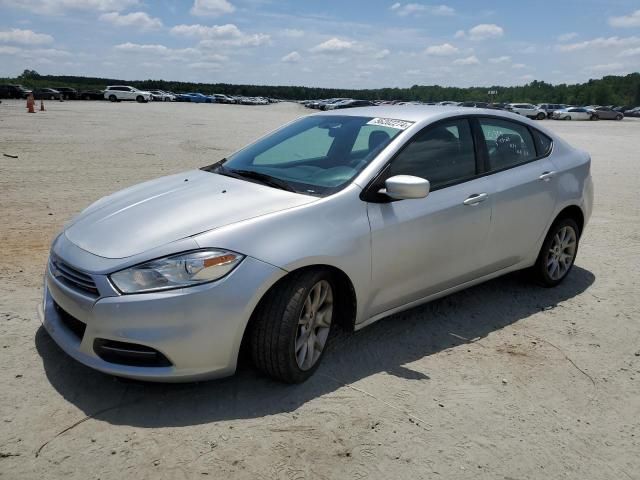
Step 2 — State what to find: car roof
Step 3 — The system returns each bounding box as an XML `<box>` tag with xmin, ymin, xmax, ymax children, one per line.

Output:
<box><xmin>313</xmin><ymin>104</ymin><xmax>530</xmax><ymax>123</ymax></box>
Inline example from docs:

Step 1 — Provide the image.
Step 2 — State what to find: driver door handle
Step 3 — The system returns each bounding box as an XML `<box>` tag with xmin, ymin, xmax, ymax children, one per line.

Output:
<box><xmin>539</xmin><ymin>171</ymin><xmax>556</xmax><ymax>182</ymax></box>
<box><xmin>463</xmin><ymin>193</ymin><xmax>488</xmax><ymax>206</ymax></box>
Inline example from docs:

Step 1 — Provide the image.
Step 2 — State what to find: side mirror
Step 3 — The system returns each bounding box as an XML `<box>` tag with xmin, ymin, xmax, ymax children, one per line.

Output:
<box><xmin>380</xmin><ymin>175</ymin><xmax>430</xmax><ymax>200</ymax></box>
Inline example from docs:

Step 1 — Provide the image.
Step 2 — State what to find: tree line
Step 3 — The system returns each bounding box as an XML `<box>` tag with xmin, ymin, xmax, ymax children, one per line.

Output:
<box><xmin>3</xmin><ymin>69</ymin><xmax>640</xmax><ymax>106</ymax></box>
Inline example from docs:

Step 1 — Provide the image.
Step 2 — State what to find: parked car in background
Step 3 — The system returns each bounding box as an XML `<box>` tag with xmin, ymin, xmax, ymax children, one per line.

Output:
<box><xmin>0</xmin><ymin>84</ymin><xmax>32</xmax><ymax>98</ymax></box>
<box><xmin>40</xmin><ymin>105</ymin><xmax>593</xmax><ymax>383</ymax></box>
<box><xmin>326</xmin><ymin>99</ymin><xmax>374</xmax><ymax>110</ymax></box>
<box><xmin>538</xmin><ymin>104</ymin><xmax>566</xmax><ymax>118</ymax></box>
<box><xmin>78</xmin><ymin>90</ymin><xmax>104</xmax><ymax>101</ymax></box>
<box><xmin>552</xmin><ymin>107</ymin><xmax>596</xmax><ymax>121</ymax></box>
<box><xmin>176</xmin><ymin>92</ymin><xmax>213</xmax><ymax>103</ymax></box>
<box><xmin>55</xmin><ymin>87</ymin><xmax>78</xmax><ymax>100</ymax></box>
<box><xmin>624</xmin><ymin>107</ymin><xmax>640</xmax><ymax>117</ymax></box>
<box><xmin>212</xmin><ymin>94</ymin><xmax>235</xmax><ymax>104</ymax></box>
<box><xmin>149</xmin><ymin>90</ymin><xmax>175</xmax><ymax>102</ymax></box>
<box><xmin>458</xmin><ymin>101</ymin><xmax>489</xmax><ymax>108</ymax></box>
<box><xmin>614</xmin><ymin>105</ymin><xmax>633</xmax><ymax>113</ymax></box>
<box><xmin>104</xmin><ymin>86</ymin><xmax>152</xmax><ymax>103</ymax></box>
<box><xmin>591</xmin><ymin>106</ymin><xmax>624</xmax><ymax>120</ymax></box>
<box><xmin>33</xmin><ymin>88</ymin><xmax>62</xmax><ymax>100</ymax></box>
<box><xmin>508</xmin><ymin>103</ymin><xmax>546</xmax><ymax>120</ymax></box>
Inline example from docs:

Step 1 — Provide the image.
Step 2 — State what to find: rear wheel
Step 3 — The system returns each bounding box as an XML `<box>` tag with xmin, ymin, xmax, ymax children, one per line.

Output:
<box><xmin>109</xmin><ymin>95</ymin><xmax>117</xmax><ymax>102</ymax></box>
<box><xmin>536</xmin><ymin>112</ymin><xmax>545</xmax><ymax>120</ymax></box>
<box><xmin>136</xmin><ymin>95</ymin><xmax>144</xmax><ymax>103</ymax></box>
<box><xmin>564</xmin><ymin>115</ymin><xmax>571</xmax><ymax>120</ymax></box>
<box><xmin>532</xmin><ymin>218</ymin><xmax>580</xmax><ymax>287</ymax></box>
<box><xmin>616</xmin><ymin>114</ymin><xmax>623</xmax><ymax>120</ymax></box>
<box><xmin>250</xmin><ymin>270</ymin><xmax>335</xmax><ymax>383</ymax></box>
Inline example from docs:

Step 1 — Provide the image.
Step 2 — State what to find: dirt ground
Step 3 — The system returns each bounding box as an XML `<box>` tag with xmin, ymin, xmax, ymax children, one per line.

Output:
<box><xmin>0</xmin><ymin>99</ymin><xmax>638</xmax><ymax>480</ymax></box>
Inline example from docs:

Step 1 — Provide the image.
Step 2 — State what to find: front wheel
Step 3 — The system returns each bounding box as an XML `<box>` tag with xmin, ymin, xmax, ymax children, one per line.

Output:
<box><xmin>531</xmin><ymin>218</ymin><xmax>580</xmax><ymax>287</ymax></box>
<box><xmin>536</xmin><ymin>112</ymin><xmax>545</xmax><ymax>120</ymax></box>
<box><xmin>250</xmin><ymin>270</ymin><xmax>335</xmax><ymax>383</ymax></box>
<box><xmin>136</xmin><ymin>95</ymin><xmax>144</xmax><ymax>103</ymax></box>
<box><xmin>108</xmin><ymin>95</ymin><xmax>117</xmax><ymax>102</ymax></box>
<box><xmin>564</xmin><ymin>115</ymin><xmax>571</xmax><ymax>120</ymax></box>
<box><xmin>616</xmin><ymin>114</ymin><xmax>623</xmax><ymax>120</ymax></box>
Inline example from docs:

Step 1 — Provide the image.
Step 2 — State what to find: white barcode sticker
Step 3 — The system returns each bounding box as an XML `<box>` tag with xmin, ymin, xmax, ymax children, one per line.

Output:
<box><xmin>367</xmin><ymin>117</ymin><xmax>414</xmax><ymax>130</ymax></box>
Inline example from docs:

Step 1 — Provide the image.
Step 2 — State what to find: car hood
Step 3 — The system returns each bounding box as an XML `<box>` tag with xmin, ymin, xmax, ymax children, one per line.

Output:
<box><xmin>65</xmin><ymin>169</ymin><xmax>316</xmax><ymax>259</ymax></box>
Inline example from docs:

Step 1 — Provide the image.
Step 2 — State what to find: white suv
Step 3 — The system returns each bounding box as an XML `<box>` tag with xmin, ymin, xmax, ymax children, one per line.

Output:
<box><xmin>104</xmin><ymin>85</ymin><xmax>152</xmax><ymax>103</ymax></box>
<box><xmin>508</xmin><ymin>103</ymin><xmax>546</xmax><ymax>120</ymax></box>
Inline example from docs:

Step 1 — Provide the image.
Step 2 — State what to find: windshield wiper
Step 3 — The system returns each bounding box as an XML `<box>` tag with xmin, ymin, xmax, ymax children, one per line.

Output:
<box><xmin>221</xmin><ymin>168</ymin><xmax>297</xmax><ymax>193</ymax></box>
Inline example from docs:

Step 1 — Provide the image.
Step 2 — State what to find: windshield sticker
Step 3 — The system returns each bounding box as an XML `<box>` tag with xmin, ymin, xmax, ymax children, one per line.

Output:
<box><xmin>366</xmin><ymin>118</ymin><xmax>414</xmax><ymax>130</ymax></box>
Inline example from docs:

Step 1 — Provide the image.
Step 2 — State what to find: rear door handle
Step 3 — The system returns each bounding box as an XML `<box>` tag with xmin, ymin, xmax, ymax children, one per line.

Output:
<box><xmin>463</xmin><ymin>193</ymin><xmax>488</xmax><ymax>206</ymax></box>
<box><xmin>539</xmin><ymin>171</ymin><xmax>556</xmax><ymax>182</ymax></box>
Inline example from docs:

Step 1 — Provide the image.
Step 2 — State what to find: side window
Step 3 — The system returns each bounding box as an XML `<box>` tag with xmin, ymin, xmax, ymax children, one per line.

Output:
<box><xmin>532</xmin><ymin>129</ymin><xmax>553</xmax><ymax>156</ymax></box>
<box><xmin>388</xmin><ymin>119</ymin><xmax>476</xmax><ymax>189</ymax></box>
<box><xmin>479</xmin><ymin>118</ymin><xmax>536</xmax><ymax>171</ymax></box>
<box><xmin>254</xmin><ymin>126</ymin><xmax>334</xmax><ymax>165</ymax></box>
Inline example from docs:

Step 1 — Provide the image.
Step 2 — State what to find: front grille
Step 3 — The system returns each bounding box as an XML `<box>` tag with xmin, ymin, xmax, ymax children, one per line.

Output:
<box><xmin>93</xmin><ymin>339</ymin><xmax>172</xmax><ymax>367</ymax></box>
<box><xmin>50</xmin><ymin>255</ymin><xmax>99</xmax><ymax>297</ymax></box>
<box><xmin>54</xmin><ymin>302</ymin><xmax>87</xmax><ymax>340</ymax></box>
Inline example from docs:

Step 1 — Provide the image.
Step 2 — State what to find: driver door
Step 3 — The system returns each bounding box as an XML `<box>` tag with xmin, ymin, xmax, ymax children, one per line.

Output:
<box><xmin>365</xmin><ymin>118</ymin><xmax>493</xmax><ymax>316</ymax></box>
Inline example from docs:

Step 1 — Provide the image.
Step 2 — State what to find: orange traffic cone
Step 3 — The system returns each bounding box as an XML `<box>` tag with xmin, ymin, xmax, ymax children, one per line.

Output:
<box><xmin>40</xmin><ymin>99</ymin><xmax>45</xmax><ymax>111</ymax></box>
<box><xmin>26</xmin><ymin>94</ymin><xmax>35</xmax><ymax>113</ymax></box>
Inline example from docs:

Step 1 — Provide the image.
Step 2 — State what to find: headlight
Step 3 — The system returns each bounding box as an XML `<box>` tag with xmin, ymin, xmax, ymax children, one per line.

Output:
<box><xmin>110</xmin><ymin>249</ymin><xmax>244</xmax><ymax>294</ymax></box>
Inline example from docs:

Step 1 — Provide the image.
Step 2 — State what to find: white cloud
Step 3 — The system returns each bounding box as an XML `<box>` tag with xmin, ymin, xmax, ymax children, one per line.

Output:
<box><xmin>0</xmin><ymin>28</ymin><xmax>53</xmax><ymax>45</ymax></box>
<box><xmin>557</xmin><ymin>36</ymin><xmax>640</xmax><ymax>52</ymax></box>
<box><xmin>390</xmin><ymin>2</ymin><xmax>454</xmax><ymax>16</ymax></box>
<box><xmin>512</xmin><ymin>63</ymin><xmax>526</xmax><ymax>69</ymax></box>
<box><xmin>170</xmin><ymin>24</ymin><xmax>270</xmax><ymax>47</ymax></box>
<box><xmin>584</xmin><ymin>63</ymin><xmax>624</xmax><ymax>73</ymax></box>
<box><xmin>557</xmin><ymin>32</ymin><xmax>578</xmax><ymax>42</ymax></box>
<box><xmin>188</xmin><ymin>61</ymin><xmax>222</xmax><ymax>70</ymax></box>
<box><xmin>374</xmin><ymin>48</ymin><xmax>390</xmax><ymax>59</ymax></box>
<box><xmin>114</xmin><ymin>42</ymin><xmax>201</xmax><ymax>60</ymax></box>
<box><xmin>281</xmin><ymin>51</ymin><xmax>300</xmax><ymax>63</ymax></box>
<box><xmin>468</xmin><ymin>24</ymin><xmax>504</xmax><ymax>41</ymax></box>
<box><xmin>425</xmin><ymin>43</ymin><xmax>459</xmax><ymax>56</ymax></box>
<box><xmin>619</xmin><ymin>47</ymin><xmax>640</xmax><ymax>57</ymax></box>
<box><xmin>281</xmin><ymin>29</ymin><xmax>304</xmax><ymax>38</ymax></box>
<box><xmin>609</xmin><ymin>10</ymin><xmax>640</xmax><ymax>28</ymax></box>
<box><xmin>0</xmin><ymin>45</ymin><xmax>71</xmax><ymax>57</ymax></box>
<box><xmin>453</xmin><ymin>55</ymin><xmax>479</xmax><ymax>65</ymax></box>
<box><xmin>454</xmin><ymin>29</ymin><xmax>465</xmax><ymax>39</ymax></box>
<box><xmin>99</xmin><ymin>11</ymin><xmax>162</xmax><ymax>30</ymax></box>
<box><xmin>190</xmin><ymin>0</ymin><xmax>234</xmax><ymax>17</ymax></box>
<box><xmin>310</xmin><ymin>37</ymin><xmax>355</xmax><ymax>53</ymax></box>
<box><xmin>488</xmin><ymin>55</ymin><xmax>510</xmax><ymax>63</ymax></box>
<box><xmin>0</xmin><ymin>0</ymin><xmax>138</xmax><ymax>14</ymax></box>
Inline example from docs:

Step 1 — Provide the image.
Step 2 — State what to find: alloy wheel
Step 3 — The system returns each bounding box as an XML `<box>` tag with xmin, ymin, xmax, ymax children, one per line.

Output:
<box><xmin>295</xmin><ymin>280</ymin><xmax>333</xmax><ymax>370</ymax></box>
<box><xmin>546</xmin><ymin>226</ymin><xmax>577</xmax><ymax>280</ymax></box>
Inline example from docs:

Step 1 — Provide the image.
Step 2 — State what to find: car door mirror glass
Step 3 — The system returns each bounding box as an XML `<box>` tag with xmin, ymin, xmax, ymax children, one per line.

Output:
<box><xmin>381</xmin><ymin>175</ymin><xmax>430</xmax><ymax>200</ymax></box>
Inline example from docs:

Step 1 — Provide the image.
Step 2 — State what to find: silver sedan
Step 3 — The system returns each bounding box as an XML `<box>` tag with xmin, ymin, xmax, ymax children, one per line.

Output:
<box><xmin>41</xmin><ymin>106</ymin><xmax>593</xmax><ymax>383</ymax></box>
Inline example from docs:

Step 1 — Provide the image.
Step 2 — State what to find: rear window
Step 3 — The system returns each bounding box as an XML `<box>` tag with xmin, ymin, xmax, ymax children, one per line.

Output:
<box><xmin>478</xmin><ymin>118</ymin><xmax>536</xmax><ymax>171</ymax></box>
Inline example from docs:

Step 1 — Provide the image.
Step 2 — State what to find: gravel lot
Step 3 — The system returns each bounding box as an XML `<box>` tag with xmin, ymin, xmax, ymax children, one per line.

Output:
<box><xmin>0</xmin><ymin>99</ymin><xmax>639</xmax><ymax>480</ymax></box>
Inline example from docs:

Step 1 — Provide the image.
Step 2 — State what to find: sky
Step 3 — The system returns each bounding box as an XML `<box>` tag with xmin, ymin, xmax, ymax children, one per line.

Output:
<box><xmin>1</xmin><ymin>0</ymin><xmax>640</xmax><ymax>89</ymax></box>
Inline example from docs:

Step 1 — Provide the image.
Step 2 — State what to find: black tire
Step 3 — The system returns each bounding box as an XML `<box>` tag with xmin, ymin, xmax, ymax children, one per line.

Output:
<box><xmin>616</xmin><ymin>114</ymin><xmax>623</xmax><ymax>121</ymax></box>
<box><xmin>83</xmin><ymin>95</ymin><xmax>91</xmax><ymax>101</ymax></box>
<box><xmin>250</xmin><ymin>269</ymin><xmax>335</xmax><ymax>383</ymax></box>
<box><xmin>531</xmin><ymin>218</ymin><xmax>580</xmax><ymax>287</ymax></box>
<box><xmin>136</xmin><ymin>95</ymin><xmax>144</xmax><ymax>103</ymax></box>
<box><xmin>536</xmin><ymin>112</ymin><xmax>545</xmax><ymax>120</ymax></box>
<box><xmin>565</xmin><ymin>116</ymin><xmax>571</xmax><ymax>120</ymax></box>
<box><xmin>109</xmin><ymin>95</ymin><xmax>117</xmax><ymax>102</ymax></box>
<box><xmin>590</xmin><ymin>114</ymin><xmax>599</xmax><ymax>121</ymax></box>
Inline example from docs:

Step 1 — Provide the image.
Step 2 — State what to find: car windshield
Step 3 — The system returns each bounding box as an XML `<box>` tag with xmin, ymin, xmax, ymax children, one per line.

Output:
<box><xmin>203</xmin><ymin>115</ymin><xmax>405</xmax><ymax>196</ymax></box>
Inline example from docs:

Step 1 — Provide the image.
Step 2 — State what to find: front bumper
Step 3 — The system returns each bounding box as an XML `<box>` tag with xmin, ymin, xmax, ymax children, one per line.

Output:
<box><xmin>40</xmin><ymin>251</ymin><xmax>285</xmax><ymax>382</ymax></box>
